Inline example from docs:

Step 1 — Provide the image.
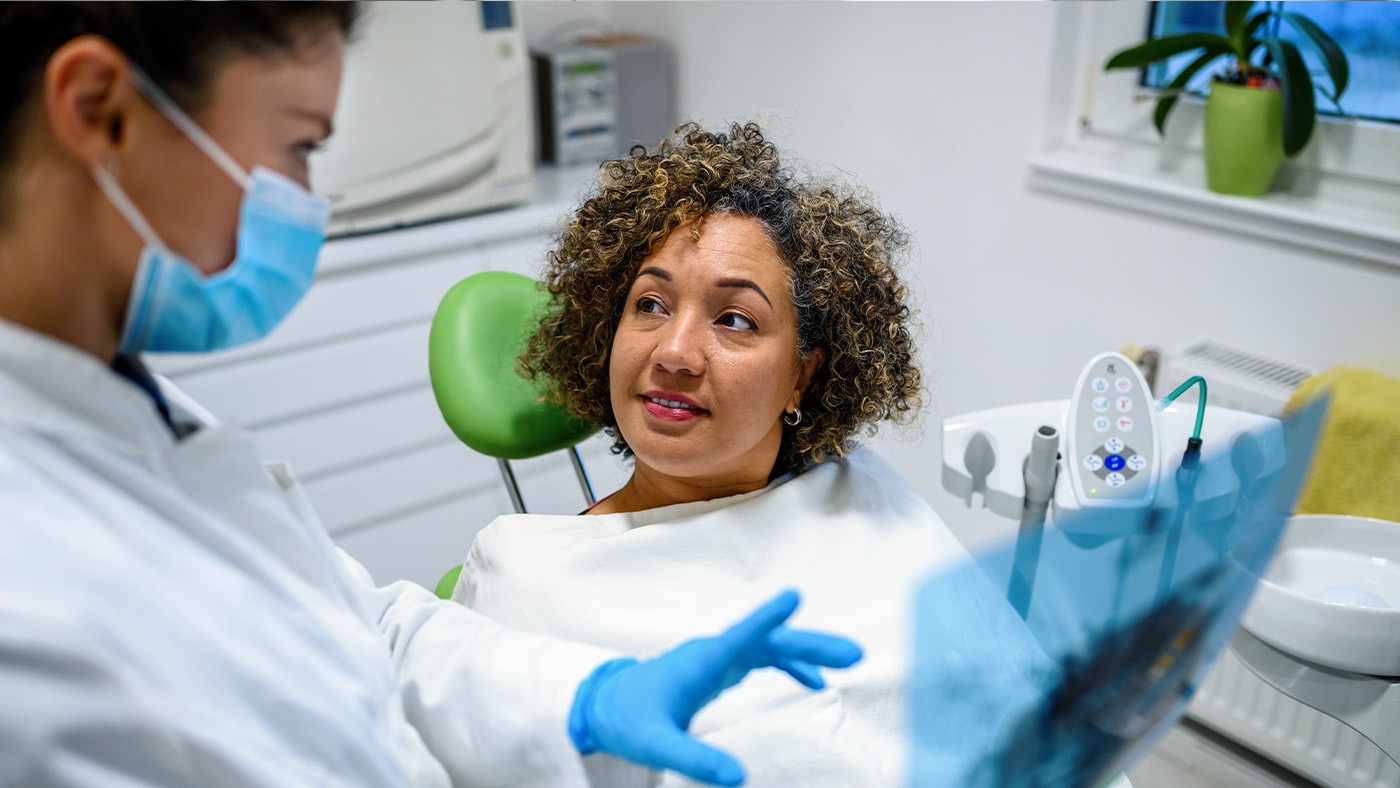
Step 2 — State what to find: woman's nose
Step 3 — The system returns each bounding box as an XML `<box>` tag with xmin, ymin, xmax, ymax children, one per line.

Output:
<box><xmin>652</xmin><ymin>314</ymin><xmax>706</xmax><ymax>376</ymax></box>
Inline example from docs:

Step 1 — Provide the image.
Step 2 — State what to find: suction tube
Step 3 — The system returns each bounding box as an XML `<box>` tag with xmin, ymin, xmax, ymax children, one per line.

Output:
<box><xmin>1009</xmin><ymin>424</ymin><xmax>1060</xmax><ymax>617</ymax></box>
<box><xmin>1021</xmin><ymin>424</ymin><xmax>1060</xmax><ymax>529</ymax></box>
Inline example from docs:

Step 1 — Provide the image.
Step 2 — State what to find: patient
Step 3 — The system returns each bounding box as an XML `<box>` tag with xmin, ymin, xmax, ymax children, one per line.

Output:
<box><xmin>456</xmin><ymin>123</ymin><xmax>962</xmax><ymax>784</ymax></box>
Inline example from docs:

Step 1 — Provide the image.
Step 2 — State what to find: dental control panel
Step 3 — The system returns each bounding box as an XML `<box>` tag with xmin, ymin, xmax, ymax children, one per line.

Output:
<box><xmin>1065</xmin><ymin>352</ymin><xmax>1160</xmax><ymax>508</ymax></box>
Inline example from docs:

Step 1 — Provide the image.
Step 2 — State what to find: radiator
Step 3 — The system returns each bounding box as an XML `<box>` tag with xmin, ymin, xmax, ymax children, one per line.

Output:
<box><xmin>1189</xmin><ymin>649</ymin><xmax>1400</xmax><ymax>788</ymax></box>
<box><xmin>1156</xmin><ymin>337</ymin><xmax>1314</xmax><ymax>415</ymax></box>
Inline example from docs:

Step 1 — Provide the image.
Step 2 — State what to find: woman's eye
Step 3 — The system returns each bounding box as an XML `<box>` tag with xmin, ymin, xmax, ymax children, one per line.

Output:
<box><xmin>294</xmin><ymin>140</ymin><xmax>326</xmax><ymax>161</ymax></box>
<box><xmin>636</xmin><ymin>296</ymin><xmax>666</xmax><ymax>315</ymax></box>
<box><xmin>718</xmin><ymin>312</ymin><xmax>756</xmax><ymax>331</ymax></box>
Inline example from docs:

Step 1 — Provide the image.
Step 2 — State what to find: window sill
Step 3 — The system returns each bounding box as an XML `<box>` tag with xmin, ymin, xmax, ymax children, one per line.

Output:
<box><xmin>1027</xmin><ymin>143</ymin><xmax>1400</xmax><ymax>270</ymax></box>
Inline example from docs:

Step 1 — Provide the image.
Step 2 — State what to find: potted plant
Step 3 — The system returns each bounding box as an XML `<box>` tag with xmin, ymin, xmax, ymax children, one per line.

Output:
<box><xmin>1105</xmin><ymin>1</ymin><xmax>1350</xmax><ymax>196</ymax></box>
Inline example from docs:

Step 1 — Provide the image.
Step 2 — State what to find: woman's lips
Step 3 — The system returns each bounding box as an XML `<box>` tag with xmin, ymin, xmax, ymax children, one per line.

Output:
<box><xmin>640</xmin><ymin>394</ymin><xmax>707</xmax><ymax>422</ymax></box>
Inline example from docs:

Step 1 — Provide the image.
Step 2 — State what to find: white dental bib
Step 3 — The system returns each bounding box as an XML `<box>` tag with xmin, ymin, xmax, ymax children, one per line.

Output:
<box><xmin>457</xmin><ymin>448</ymin><xmax>967</xmax><ymax>787</ymax></box>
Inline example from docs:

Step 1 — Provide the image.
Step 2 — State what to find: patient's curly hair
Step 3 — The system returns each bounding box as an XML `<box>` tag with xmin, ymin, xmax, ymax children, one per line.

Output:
<box><xmin>522</xmin><ymin>122</ymin><xmax>922</xmax><ymax>475</ymax></box>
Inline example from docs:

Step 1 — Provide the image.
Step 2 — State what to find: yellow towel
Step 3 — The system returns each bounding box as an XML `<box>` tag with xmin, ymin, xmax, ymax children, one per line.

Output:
<box><xmin>1286</xmin><ymin>366</ymin><xmax>1400</xmax><ymax>521</ymax></box>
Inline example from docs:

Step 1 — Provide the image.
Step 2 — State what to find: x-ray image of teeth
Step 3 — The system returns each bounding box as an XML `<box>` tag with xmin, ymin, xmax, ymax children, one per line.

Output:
<box><xmin>910</xmin><ymin>398</ymin><xmax>1327</xmax><ymax>788</ymax></box>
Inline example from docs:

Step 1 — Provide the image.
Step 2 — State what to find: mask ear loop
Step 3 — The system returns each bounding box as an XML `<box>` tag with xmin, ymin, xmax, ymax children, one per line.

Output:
<box><xmin>91</xmin><ymin>159</ymin><xmax>167</xmax><ymax>252</ymax></box>
<box><xmin>128</xmin><ymin>65</ymin><xmax>250</xmax><ymax>189</ymax></box>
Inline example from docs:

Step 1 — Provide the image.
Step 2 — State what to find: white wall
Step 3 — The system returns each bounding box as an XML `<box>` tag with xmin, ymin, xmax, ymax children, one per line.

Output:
<box><xmin>519</xmin><ymin>2</ymin><xmax>1400</xmax><ymax>539</ymax></box>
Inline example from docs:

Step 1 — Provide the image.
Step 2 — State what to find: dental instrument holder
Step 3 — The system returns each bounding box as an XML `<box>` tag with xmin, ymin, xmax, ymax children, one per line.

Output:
<box><xmin>946</xmin><ymin>358</ymin><xmax>1282</xmax><ymax>568</ymax></box>
<box><xmin>941</xmin><ymin>356</ymin><xmax>1279</xmax><ymax>542</ymax></box>
<box><xmin>943</xmin><ymin>403</ymin><xmax>1279</xmax><ymax>535</ymax></box>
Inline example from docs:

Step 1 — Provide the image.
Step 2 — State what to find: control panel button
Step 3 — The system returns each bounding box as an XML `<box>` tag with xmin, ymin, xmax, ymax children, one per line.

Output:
<box><xmin>1092</xmin><ymin>377</ymin><xmax>1109</xmax><ymax>394</ymax></box>
<box><xmin>1092</xmin><ymin>396</ymin><xmax>1109</xmax><ymax>412</ymax></box>
<box><xmin>1104</xmin><ymin>454</ymin><xmax>1126</xmax><ymax>472</ymax></box>
<box><xmin>1106</xmin><ymin>472</ymin><xmax>1127</xmax><ymax>488</ymax></box>
<box><xmin>1083</xmin><ymin>454</ymin><xmax>1103</xmax><ymax>471</ymax></box>
<box><xmin>1117</xmin><ymin>416</ymin><xmax>1134</xmax><ymax>432</ymax></box>
<box><xmin>1127</xmin><ymin>454</ymin><xmax>1146</xmax><ymax>471</ymax></box>
<box><xmin>1116</xmin><ymin>396</ymin><xmax>1133</xmax><ymax>413</ymax></box>
<box><xmin>1093</xmin><ymin>416</ymin><xmax>1110</xmax><ymax>433</ymax></box>
<box><xmin>1104</xmin><ymin>437</ymin><xmax>1124</xmax><ymax>453</ymax></box>
<box><xmin>1115</xmin><ymin>377</ymin><xmax>1133</xmax><ymax>393</ymax></box>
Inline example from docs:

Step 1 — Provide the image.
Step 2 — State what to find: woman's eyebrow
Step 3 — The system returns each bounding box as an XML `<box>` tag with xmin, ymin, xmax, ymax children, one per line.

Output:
<box><xmin>716</xmin><ymin>278</ymin><xmax>771</xmax><ymax>306</ymax></box>
<box><xmin>637</xmin><ymin>266</ymin><xmax>770</xmax><ymax>306</ymax></box>
<box><xmin>288</xmin><ymin>106</ymin><xmax>335</xmax><ymax>140</ymax></box>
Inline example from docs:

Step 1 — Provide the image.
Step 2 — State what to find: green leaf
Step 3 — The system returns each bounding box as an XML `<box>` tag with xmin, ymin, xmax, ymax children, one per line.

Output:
<box><xmin>1282</xmin><ymin>12</ymin><xmax>1350</xmax><ymax>100</ymax></box>
<box><xmin>1153</xmin><ymin>50</ymin><xmax>1225</xmax><ymax>136</ymax></box>
<box><xmin>1104</xmin><ymin>33</ymin><xmax>1236</xmax><ymax>71</ymax></box>
<box><xmin>1225</xmin><ymin>2</ymin><xmax>1255</xmax><ymax>59</ymax></box>
<box><xmin>1267</xmin><ymin>38</ymin><xmax>1316</xmax><ymax>157</ymax></box>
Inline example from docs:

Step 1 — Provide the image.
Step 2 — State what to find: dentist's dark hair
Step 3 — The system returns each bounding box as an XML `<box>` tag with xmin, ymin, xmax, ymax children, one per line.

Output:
<box><xmin>0</xmin><ymin>1</ymin><xmax>359</xmax><ymax>223</ymax></box>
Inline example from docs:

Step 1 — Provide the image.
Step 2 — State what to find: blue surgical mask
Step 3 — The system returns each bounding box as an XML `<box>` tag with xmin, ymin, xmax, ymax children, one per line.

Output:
<box><xmin>91</xmin><ymin>67</ymin><xmax>331</xmax><ymax>355</ymax></box>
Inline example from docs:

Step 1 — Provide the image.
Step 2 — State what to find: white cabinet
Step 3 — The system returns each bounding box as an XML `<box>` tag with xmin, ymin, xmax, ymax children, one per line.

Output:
<box><xmin>149</xmin><ymin>168</ymin><xmax>631</xmax><ymax>589</ymax></box>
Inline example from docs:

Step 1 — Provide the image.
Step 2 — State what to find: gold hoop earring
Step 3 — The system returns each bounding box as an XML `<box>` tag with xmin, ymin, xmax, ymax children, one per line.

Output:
<box><xmin>783</xmin><ymin>407</ymin><xmax>803</xmax><ymax>426</ymax></box>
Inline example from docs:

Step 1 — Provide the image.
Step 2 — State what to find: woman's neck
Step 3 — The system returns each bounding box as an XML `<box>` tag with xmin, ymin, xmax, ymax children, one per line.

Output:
<box><xmin>589</xmin><ymin>460</ymin><xmax>773</xmax><ymax>515</ymax></box>
<box><xmin>0</xmin><ymin>157</ymin><xmax>128</xmax><ymax>363</ymax></box>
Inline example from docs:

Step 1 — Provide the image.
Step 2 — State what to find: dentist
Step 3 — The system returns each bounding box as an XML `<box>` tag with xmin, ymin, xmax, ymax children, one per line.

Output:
<box><xmin>0</xmin><ymin>4</ymin><xmax>860</xmax><ymax>787</ymax></box>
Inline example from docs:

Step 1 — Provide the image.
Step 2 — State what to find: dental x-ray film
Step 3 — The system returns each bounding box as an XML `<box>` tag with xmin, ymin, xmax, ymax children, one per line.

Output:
<box><xmin>910</xmin><ymin>398</ymin><xmax>1327</xmax><ymax>787</ymax></box>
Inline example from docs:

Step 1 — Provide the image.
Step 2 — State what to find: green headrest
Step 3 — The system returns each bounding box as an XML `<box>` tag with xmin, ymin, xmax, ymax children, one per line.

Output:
<box><xmin>428</xmin><ymin>271</ymin><xmax>597</xmax><ymax>460</ymax></box>
<box><xmin>434</xmin><ymin>564</ymin><xmax>462</xmax><ymax>600</ymax></box>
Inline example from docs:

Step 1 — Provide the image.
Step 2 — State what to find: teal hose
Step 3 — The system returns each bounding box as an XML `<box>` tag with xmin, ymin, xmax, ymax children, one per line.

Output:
<box><xmin>1158</xmin><ymin>375</ymin><xmax>1208</xmax><ymax>440</ymax></box>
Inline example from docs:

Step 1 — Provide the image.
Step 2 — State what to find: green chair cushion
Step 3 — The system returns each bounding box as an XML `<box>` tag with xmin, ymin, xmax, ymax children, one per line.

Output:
<box><xmin>428</xmin><ymin>271</ymin><xmax>596</xmax><ymax>460</ymax></box>
<box><xmin>435</xmin><ymin>564</ymin><xmax>463</xmax><ymax>600</ymax></box>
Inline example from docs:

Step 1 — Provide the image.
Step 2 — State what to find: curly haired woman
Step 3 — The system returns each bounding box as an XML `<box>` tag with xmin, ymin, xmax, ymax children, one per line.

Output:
<box><xmin>453</xmin><ymin>123</ymin><xmax>968</xmax><ymax>786</ymax></box>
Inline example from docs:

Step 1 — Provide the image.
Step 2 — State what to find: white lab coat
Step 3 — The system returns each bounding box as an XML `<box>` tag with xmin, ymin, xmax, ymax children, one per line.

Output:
<box><xmin>0</xmin><ymin>318</ymin><xmax>620</xmax><ymax>787</ymax></box>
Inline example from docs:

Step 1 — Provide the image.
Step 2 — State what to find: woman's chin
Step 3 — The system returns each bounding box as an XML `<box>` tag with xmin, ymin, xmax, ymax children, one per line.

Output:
<box><xmin>623</xmin><ymin>421</ymin><xmax>781</xmax><ymax>488</ymax></box>
<box><xmin>629</xmin><ymin>444</ymin><xmax>780</xmax><ymax>496</ymax></box>
<box><xmin>629</xmin><ymin>446</ymin><xmax>715</xmax><ymax>481</ymax></box>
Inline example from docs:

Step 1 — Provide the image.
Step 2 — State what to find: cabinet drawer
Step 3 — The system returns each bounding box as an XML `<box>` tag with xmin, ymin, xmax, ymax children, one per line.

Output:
<box><xmin>171</xmin><ymin>322</ymin><xmax>429</xmax><ymax>429</ymax></box>
<box><xmin>304</xmin><ymin>439</ymin><xmax>495</xmax><ymax>535</ymax></box>
<box><xmin>255</xmin><ymin>385</ymin><xmax>451</xmax><ymax>481</ymax></box>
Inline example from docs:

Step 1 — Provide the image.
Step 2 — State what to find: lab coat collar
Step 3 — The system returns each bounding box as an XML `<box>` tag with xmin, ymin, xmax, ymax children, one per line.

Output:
<box><xmin>0</xmin><ymin>317</ymin><xmax>176</xmax><ymax>457</ymax></box>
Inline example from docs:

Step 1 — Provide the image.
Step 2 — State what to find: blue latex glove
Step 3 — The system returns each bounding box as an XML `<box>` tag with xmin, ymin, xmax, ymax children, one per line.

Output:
<box><xmin>568</xmin><ymin>589</ymin><xmax>862</xmax><ymax>786</ymax></box>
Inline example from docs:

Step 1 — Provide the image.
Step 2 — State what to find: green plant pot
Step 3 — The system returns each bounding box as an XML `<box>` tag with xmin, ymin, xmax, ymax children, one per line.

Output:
<box><xmin>1204</xmin><ymin>83</ymin><xmax>1284</xmax><ymax>197</ymax></box>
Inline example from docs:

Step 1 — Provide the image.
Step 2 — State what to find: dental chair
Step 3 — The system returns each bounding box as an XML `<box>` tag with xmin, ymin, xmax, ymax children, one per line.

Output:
<box><xmin>427</xmin><ymin>271</ymin><xmax>598</xmax><ymax>598</ymax></box>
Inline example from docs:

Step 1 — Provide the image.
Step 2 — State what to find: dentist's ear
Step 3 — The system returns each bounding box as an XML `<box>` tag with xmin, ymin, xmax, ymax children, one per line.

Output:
<box><xmin>42</xmin><ymin>35</ymin><xmax>139</xmax><ymax>169</ymax></box>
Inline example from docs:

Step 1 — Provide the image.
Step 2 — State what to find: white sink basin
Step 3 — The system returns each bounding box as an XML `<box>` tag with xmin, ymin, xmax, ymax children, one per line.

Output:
<box><xmin>1241</xmin><ymin>514</ymin><xmax>1400</xmax><ymax>676</ymax></box>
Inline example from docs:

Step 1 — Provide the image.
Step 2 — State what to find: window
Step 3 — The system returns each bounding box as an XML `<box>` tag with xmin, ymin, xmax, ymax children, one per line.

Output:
<box><xmin>1144</xmin><ymin>2</ymin><xmax>1400</xmax><ymax>125</ymax></box>
<box><xmin>1026</xmin><ymin>2</ymin><xmax>1400</xmax><ymax>270</ymax></box>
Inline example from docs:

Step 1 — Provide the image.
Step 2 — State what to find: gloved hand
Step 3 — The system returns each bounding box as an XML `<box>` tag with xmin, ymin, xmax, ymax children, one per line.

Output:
<box><xmin>568</xmin><ymin>589</ymin><xmax>862</xmax><ymax>786</ymax></box>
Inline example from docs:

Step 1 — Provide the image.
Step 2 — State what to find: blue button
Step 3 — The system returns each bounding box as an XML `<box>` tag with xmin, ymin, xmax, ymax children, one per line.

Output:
<box><xmin>1105</xmin><ymin>454</ymin><xmax>1126</xmax><ymax>472</ymax></box>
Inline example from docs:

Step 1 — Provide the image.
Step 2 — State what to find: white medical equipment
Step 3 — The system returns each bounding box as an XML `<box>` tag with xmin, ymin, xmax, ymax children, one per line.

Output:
<box><xmin>940</xmin><ymin>352</ymin><xmax>1400</xmax><ymax>781</ymax></box>
<box><xmin>943</xmin><ymin>352</ymin><xmax>1271</xmax><ymax>538</ymax></box>
<box><xmin>310</xmin><ymin>2</ymin><xmax>533</xmax><ymax>237</ymax></box>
